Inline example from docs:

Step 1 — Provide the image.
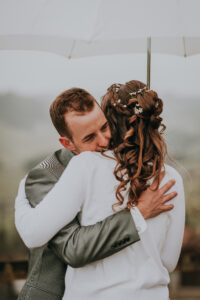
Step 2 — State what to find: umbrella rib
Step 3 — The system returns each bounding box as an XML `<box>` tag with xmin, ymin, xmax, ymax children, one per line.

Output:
<box><xmin>182</xmin><ymin>37</ymin><xmax>187</xmax><ymax>57</ymax></box>
<box><xmin>68</xmin><ymin>40</ymin><xmax>76</xmax><ymax>59</ymax></box>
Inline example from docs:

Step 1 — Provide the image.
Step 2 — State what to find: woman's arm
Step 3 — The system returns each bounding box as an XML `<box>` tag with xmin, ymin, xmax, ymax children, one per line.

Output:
<box><xmin>15</xmin><ymin>154</ymin><xmax>86</xmax><ymax>248</ymax></box>
<box><xmin>160</xmin><ymin>170</ymin><xmax>185</xmax><ymax>272</ymax></box>
<box><xmin>137</xmin><ymin>167</ymin><xmax>185</xmax><ymax>273</ymax></box>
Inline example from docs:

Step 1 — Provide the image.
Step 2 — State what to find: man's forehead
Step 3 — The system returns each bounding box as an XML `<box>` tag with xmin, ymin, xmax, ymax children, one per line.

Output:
<box><xmin>65</xmin><ymin>104</ymin><xmax>107</xmax><ymax>137</ymax></box>
<box><xmin>65</xmin><ymin>104</ymin><xmax>104</xmax><ymax>122</ymax></box>
<box><xmin>66</xmin><ymin>110</ymin><xmax>87</xmax><ymax>117</ymax></box>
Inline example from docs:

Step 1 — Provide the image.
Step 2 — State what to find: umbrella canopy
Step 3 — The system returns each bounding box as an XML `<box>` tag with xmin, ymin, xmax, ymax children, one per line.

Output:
<box><xmin>1</xmin><ymin>0</ymin><xmax>200</xmax><ymax>87</ymax></box>
<box><xmin>1</xmin><ymin>0</ymin><xmax>200</xmax><ymax>58</ymax></box>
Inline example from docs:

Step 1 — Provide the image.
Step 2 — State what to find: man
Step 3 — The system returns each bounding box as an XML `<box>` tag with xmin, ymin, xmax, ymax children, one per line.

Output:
<box><xmin>15</xmin><ymin>88</ymin><xmax>176</xmax><ymax>300</ymax></box>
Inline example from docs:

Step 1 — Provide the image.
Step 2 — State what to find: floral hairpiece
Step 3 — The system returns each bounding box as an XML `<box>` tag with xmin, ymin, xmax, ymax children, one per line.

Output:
<box><xmin>112</xmin><ymin>85</ymin><xmax>147</xmax><ymax>113</ymax></box>
<box><xmin>129</xmin><ymin>86</ymin><xmax>147</xmax><ymax>97</ymax></box>
<box><xmin>128</xmin><ymin>86</ymin><xmax>147</xmax><ymax>115</ymax></box>
<box><xmin>113</xmin><ymin>84</ymin><xmax>127</xmax><ymax>108</ymax></box>
<box><xmin>134</xmin><ymin>103</ymin><xmax>143</xmax><ymax>115</ymax></box>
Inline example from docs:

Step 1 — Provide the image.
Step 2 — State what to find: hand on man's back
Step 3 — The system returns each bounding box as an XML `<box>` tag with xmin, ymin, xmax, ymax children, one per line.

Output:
<box><xmin>137</xmin><ymin>171</ymin><xmax>177</xmax><ymax>219</ymax></box>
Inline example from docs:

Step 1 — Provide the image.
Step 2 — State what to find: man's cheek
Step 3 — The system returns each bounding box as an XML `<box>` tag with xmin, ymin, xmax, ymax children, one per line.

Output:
<box><xmin>88</xmin><ymin>144</ymin><xmax>97</xmax><ymax>151</ymax></box>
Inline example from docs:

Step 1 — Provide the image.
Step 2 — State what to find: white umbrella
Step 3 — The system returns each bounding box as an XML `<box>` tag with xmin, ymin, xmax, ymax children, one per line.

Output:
<box><xmin>1</xmin><ymin>0</ymin><xmax>200</xmax><ymax>87</ymax></box>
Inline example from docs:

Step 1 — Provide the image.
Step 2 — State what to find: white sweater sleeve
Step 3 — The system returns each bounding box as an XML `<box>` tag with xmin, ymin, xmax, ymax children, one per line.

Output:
<box><xmin>15</xmin><ymin>154</ymin><xmax>86</xmax><ymax>248</ymax></box>
<box><xmin>160</xmin><ymin>169</ymin><xmax>185</xmax><ymax>273</ymax></box>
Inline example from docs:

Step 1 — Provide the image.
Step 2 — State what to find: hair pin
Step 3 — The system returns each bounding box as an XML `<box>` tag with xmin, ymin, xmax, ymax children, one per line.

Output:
<box><xmin>134</xmin><ymin>103</ymin><xmax>143</xmax><ymax>115</ymax></box>
<box><xmin>129</xmin><ymin>86</ymin><xmax>147</xmax><ymax>98</ymax></box>
<box><xmin>129</xmin><ymin>91</ymin><xmax>137</xmax><ymax>96</ymax></box>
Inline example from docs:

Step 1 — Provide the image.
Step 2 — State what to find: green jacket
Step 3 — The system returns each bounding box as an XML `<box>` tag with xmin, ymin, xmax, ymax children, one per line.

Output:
<box><xmin>18</xmin><ymin>148</ymin><xmax>140</xmax><ymax>300</ymax></box>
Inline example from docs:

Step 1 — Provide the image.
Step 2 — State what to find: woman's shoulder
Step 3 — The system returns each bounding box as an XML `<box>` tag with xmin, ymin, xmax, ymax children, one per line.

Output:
<box><xmin>69</xmin><ymin>151</ymin><xmax>106</xmax><ymax>168</ymax></box>
<box><xmin>72</xmin><ymin>151</ymin><xmax>101</xmax><ymax>162</ymax></box>
<box><xmin>68</xmin><ymin>151</ymin><xmax>115</xmax><ymax>176</ymax></box>
<box><xmin>72</xmin><ymin>150</ymin><xmax>114</xmax><ymax>163</ymax></box>
<box><xmin>60</xmin><ymin>151</ymin><xmax>103</xmax><ymax>183</ymax></box>
<box><xmin>164</xmin><ymin>164</ymin><xmax>183</xmax><ymax>184</ymax></box>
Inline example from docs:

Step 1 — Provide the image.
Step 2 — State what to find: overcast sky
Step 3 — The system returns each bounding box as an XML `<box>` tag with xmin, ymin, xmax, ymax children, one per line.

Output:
<box><xmin>0</xmin><ymin>50</ymin><xmax>200</xmax><ymax>101</ymax></box>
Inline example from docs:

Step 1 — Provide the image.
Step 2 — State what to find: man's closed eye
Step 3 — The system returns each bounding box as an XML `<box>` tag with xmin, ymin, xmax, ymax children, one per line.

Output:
<box><xmin>83</xmin><ymin>134</ymin><xmax>95</xmax><ymax>143</ymax></box>
<box><xmin>101</xmin><ymin>122</ymin><xmax>109</xmax><ymax>132</ymax></box>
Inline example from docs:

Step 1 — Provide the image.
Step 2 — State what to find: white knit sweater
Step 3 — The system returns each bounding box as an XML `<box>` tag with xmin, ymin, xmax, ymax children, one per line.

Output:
<box><xmin>15</xmin><ymin>151</ymin><xmax>185</xmax><ymax>300</ymax></box>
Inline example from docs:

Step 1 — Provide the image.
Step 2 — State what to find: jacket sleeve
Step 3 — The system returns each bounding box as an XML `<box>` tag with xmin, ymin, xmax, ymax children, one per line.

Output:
<box><xmin>22</xmin><ymin>159</ymin><xmax>140</xmax><ymax>267</ymax></box>
<box><xmin>50</xmin><ymin>209</ymin><xmax>139</xmax><ymax>268</ymax></box>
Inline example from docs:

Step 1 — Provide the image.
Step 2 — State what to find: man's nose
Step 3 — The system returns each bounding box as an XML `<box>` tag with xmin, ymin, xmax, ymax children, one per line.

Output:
<box><xmin>98</xmin><ymin>133</ymin><xmax>110</xmax><ymax>147</ymax></box>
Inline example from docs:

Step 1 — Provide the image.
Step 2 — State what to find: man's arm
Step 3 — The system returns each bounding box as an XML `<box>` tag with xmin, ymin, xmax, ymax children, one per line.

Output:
<box><xmin>49</xmin><ymin>210</ymin><xmax>139</xmax><ymax>268</ymax></box>
<box><xmin>49</xmin><ymin>173</ymin><xmax>177</xmax><ymax>268</ymax></box>
<box><xmin>16</xmin><ymin>166</ymin><xmax>176</xmax><ymax>268</ymax></box>
<box><xmin>21</xmin><ymin>166</ymin><xmax>140</xmax><ymax>267</ymax></box>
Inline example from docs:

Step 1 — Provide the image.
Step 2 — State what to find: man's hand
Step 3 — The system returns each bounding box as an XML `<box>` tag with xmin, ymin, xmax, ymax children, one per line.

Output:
<box><xmin>137</xmin><ymin>172</ymin><xmax>177</xmax><ymax>219</ymax></box>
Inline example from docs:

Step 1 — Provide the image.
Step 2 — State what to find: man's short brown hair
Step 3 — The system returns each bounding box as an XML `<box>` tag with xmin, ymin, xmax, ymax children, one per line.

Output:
<box><xmin>50</xmin><ymin>88</ymin><xmax>95</xmax><ymax>139</ymax></box>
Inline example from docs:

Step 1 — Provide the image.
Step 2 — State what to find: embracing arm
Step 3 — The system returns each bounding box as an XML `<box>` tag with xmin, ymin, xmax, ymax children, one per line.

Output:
<box><xmin>15</xmin><ymin>156</ymin><xmax>91</xmax><ymax>247</ymax></box>
<box><xmin>15</xmin><ymin>157</ymin><xmax>140</xmax><ymax>267</ymax></box>
<box><xmin>15</xmin><ymin>155</ymin><xmax>177</xmax><ymax>267</ymax></box>
<box><xmin>50</xmin><ymin>209</ymin><xmax>139</xmax><ymax>268</ymax></box>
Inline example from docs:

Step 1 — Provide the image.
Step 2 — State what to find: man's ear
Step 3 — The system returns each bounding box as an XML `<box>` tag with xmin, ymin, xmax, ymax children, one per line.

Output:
<box><xmin>59</xmin><ymin>136</ymin><xmax>76</xmax><ymax>153</ymax></box>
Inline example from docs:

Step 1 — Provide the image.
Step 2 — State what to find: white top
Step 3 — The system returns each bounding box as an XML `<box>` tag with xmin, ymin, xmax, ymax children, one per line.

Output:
<box><xmin>15</xmin><ymin>151</ymin><xmax>185</xmax><ymax>300</ymax></box>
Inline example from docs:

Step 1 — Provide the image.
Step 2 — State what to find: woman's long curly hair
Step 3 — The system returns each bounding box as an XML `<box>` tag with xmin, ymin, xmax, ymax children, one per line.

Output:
<box><xmin>101</xmin><ymin>80</ymin><xmax>167</xmax><ymax>210</ymax></box>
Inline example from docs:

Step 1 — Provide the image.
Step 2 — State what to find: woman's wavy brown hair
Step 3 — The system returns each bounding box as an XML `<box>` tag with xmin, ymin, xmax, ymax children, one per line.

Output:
<box><xmin>101</xmin><ymin>80</ymin><xmax>167</xmax><ymax>210</ymax></box>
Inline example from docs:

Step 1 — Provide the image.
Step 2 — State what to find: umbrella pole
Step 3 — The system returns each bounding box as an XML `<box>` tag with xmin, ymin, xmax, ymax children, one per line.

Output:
<box><xmin>147</xmin><ymin>37</ymin><xmax>151</xmax><ymax>88</ymax></box>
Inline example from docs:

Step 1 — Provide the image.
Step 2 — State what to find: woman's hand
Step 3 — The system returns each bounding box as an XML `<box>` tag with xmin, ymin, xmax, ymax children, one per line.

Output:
<box><xmin>136</xmin><ymin>172</ymin><xmax>177</xmax><ymax>219</ymax></box>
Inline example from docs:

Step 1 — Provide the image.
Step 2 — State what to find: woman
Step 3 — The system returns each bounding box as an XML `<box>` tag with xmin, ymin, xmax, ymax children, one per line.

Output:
<box><xmin>15</xmin><ymin>80</ymin><xmax>185</xmax><ymax>300</ymax></box>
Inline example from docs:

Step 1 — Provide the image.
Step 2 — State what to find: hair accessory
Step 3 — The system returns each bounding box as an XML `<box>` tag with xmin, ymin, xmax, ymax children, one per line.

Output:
<box><xmin>111</xmin><ymin>84</ymin><xmax>127</xmax><ymax>109</ymax></box>
<box><xmin>129</xmin><ymin>91</ymin><xmax>137</xmax><ymax>96</ymax></box>
<box><xmin>134</xmin><ymin>103</ymin><xmax>143</xmax><ymax>115</ymax></box>
<box><xmin>129</xmin><ymin>86</ymin><xmax>147</xmax><ymax>97</ymax></box>
<box><xmin>112</xmin><ymin>101</ymin><xmax>127</xmax><ymax>109</ymax></box>
<box><xmin>115</xmin><ymin>84</ymin><xmax>121</xmax><ymax>93</ymax></box>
